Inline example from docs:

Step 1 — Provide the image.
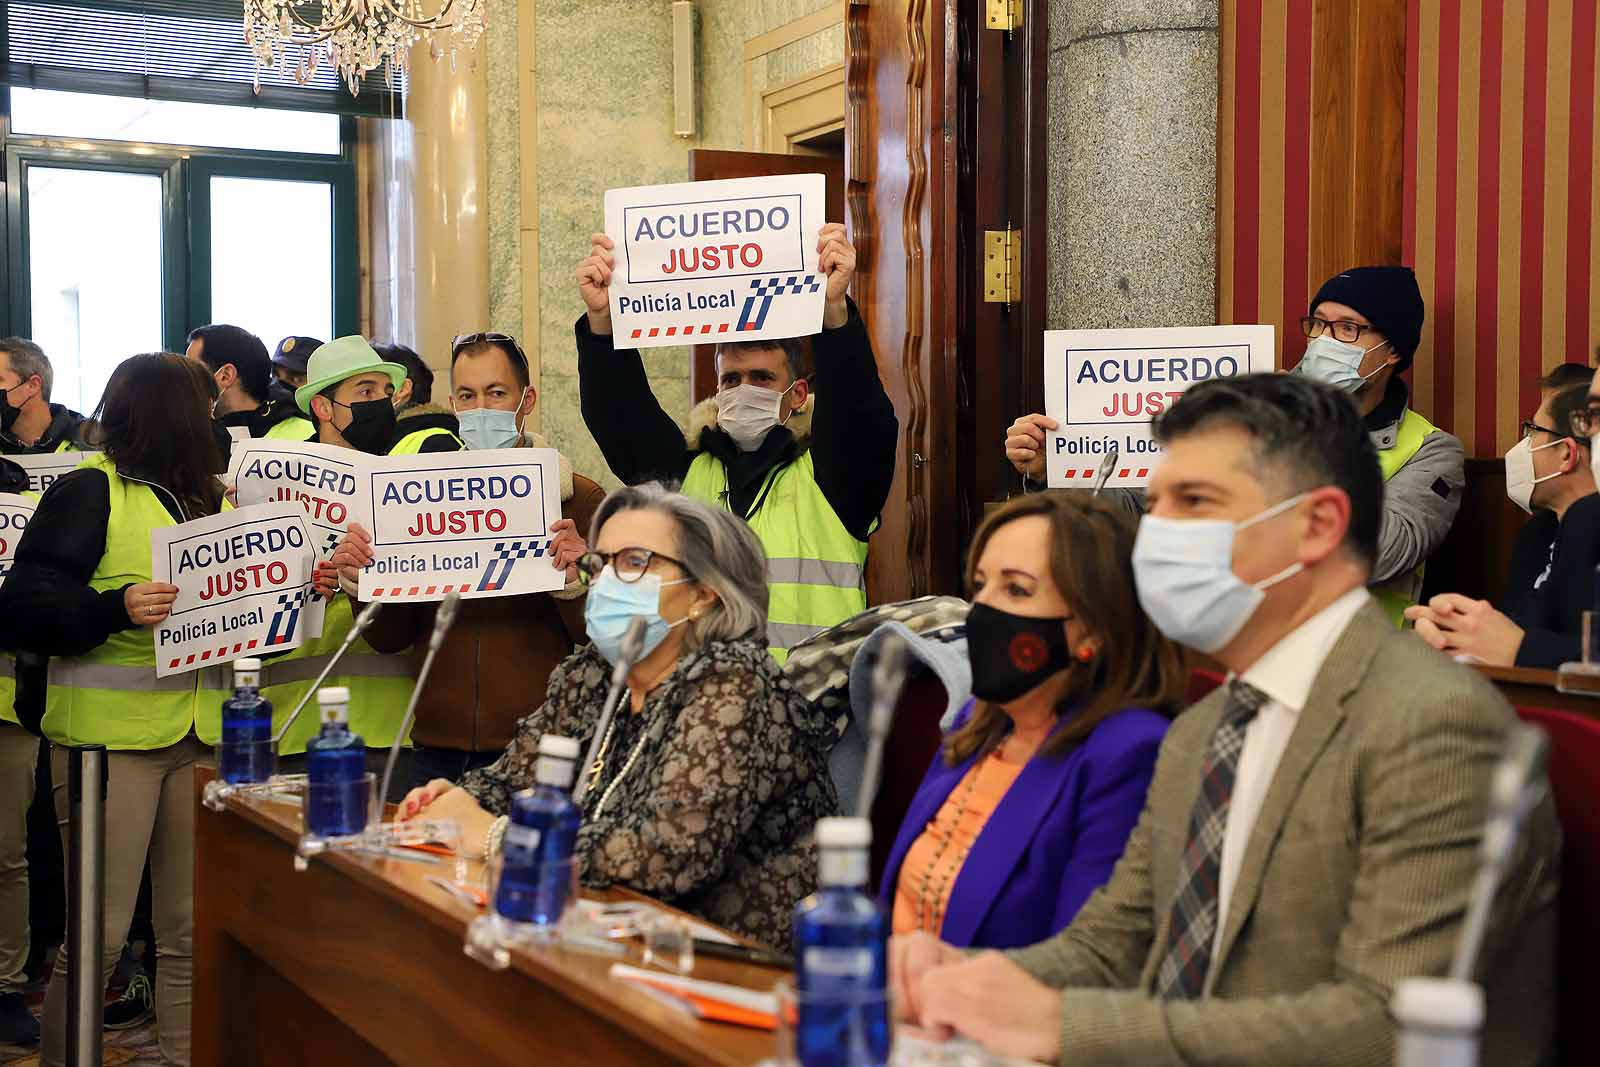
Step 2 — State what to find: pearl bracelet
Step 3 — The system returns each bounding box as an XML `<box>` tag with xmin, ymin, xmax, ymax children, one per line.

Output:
<box><xmin>484</xmin><ymin>815</ymin><xmax>509</xmax><ymax>859</ymax></box>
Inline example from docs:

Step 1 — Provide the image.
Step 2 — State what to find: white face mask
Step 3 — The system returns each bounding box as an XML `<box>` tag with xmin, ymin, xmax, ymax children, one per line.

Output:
<box><xmin>716</xmin><ymin>381</ymin><xmax>795</xmax><ymax>452</ymax></box>
<box><xmin>1131</xmin><ymin>493</ymin><xmax>1308</xmax><ymax>654</ymax></box>
<box><xmin>1296</xmin><ymin>335</ymin><xmax>1391</xmax><ymax>394</ymax></box>
<box><xmin>1504</xmin><ymin>435</ymin><xmax>1565</xmax><ymax>515</ymax></box>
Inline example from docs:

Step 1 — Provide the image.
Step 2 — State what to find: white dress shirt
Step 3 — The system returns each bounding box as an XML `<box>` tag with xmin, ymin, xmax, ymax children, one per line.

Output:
<box><xmin>1211</xmin><ymin>586</ymin><xmax>1373</xmax><ymax>957</ymax></box>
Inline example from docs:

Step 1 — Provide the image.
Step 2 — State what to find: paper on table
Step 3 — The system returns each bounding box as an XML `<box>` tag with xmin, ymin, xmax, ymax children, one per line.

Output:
<box><xmin>608</xmin><ymin>963</ymin><xmax>779</xmax><ymax>1015</ymax></box>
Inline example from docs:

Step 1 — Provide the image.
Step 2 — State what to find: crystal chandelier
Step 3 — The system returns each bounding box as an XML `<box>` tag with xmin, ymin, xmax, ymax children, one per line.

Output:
<box><xmin>242</xmin><ymin>0</ymin><xmax>489</xmax><ymax>94</ymax></box>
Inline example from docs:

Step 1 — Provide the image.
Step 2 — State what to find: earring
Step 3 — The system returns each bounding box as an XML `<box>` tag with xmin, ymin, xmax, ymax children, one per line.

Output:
<box><xmin>1076</xmin><ymin>646</ymin><xmax>1095</xmax><ymax>662</ymax></box>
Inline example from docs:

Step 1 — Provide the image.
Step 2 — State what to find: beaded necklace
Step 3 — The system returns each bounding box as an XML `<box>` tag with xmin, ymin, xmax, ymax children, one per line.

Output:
<box><xmin>913</xmin><ymin>751</ymin><xmax>992</xmax><ymax>934</ymax></box>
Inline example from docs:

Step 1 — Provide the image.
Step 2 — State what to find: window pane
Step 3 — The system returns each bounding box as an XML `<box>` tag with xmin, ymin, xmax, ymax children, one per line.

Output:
<box><xmin>209</xmin><ymin>176</ymin><xmax>334</xmax><ymax>346</ymax></box>
<box><xmin>27</xmin><ymin>167</ymin><xmax>164</xmax><ymax>416</ymax></box>
<box><xmin>10</xmin><ymin>89</ymin><xmax>341</xmax><ymax>155</ymax></box>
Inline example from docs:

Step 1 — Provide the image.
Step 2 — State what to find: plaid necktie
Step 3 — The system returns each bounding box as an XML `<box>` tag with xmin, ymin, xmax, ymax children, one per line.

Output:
<box><xmin>1154</xmin><ymin>679</ymin><xmax>1269</xmax><ymax>999</ymax></box>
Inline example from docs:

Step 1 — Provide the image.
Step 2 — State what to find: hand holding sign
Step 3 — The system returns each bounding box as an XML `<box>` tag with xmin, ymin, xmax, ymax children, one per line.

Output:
<box><xmin>817</xmin><ymin>222</ymin><xmax>855</xmax><ymax>327</ymax></box>
<box><xmin>547</xmin><ymin>517</ymin><xmax>587</xmax><ymax>585</ymax></box>
<box><xmin>577</xmin><ymin>233</ymin><xmax>617</xmax><ymax>335</ymax></box>
<box><xmin>1004</xmin><ymin>414</ymin><xmax>1059</xmax><ymax>481</ymax></box>
<box><xmin>125</xmin><ymin>583</ymin><xmax>178</xmax><ymax>628</ymax></box>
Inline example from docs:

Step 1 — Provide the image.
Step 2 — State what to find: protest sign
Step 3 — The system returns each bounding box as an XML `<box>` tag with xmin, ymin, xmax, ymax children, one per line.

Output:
<box><xmin>0</xmin><ymin>494</ymin><xmax>35</xmax><ymax>586</ymax></box>
<box><xmin>11</xmin><ymin>451</ymin><xmax>98</xmax><ymax>495</ymax></box>
<box><xmin>151</xmin><ymin>503</ymin><xmax>321</xmax><ymax>677</ymax></box>
<box><xmin>230</xmin><ymin>439</ymin><xmax>370</xmax><ymax>559</ymax></box>
<box><xmin>357</xmin><ymin>448</ymin><xmax>566</xmax><ymax>603</ymax></box>
<box><xmin>604</xmin><ymin>173</ymin><xmax>826</xmax><ymax>349</ymax></box>
<box><xmin>1043</xmin><ymin>325</ymin><xmax>1275</xmax><ymax>489</ymax></box>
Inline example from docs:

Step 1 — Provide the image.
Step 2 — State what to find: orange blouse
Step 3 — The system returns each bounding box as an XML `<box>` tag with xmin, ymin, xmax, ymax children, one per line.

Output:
<box><xmin>891</xmin><ymin>752</ymin><xmax>1024</xmax><ymax>936</ymax></box>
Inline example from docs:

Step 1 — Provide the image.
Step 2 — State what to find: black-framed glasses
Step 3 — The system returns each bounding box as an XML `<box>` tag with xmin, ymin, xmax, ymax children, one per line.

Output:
<box><xmin>1299</xmin><ymin>316</ymin><xmax>1375</xmax><ymax>344</ymax></box>
<box><xmin>1520</xmin><ymin>419</ymin><xmax>1571</xmax><ymax>442</ymax></box>
<box><xmin>452</xmin><ymin>331</ymin><xmax>529</xmax><ymax>373</ymax></box>
<box><xmin>1572</xmin><ymin>404</ymin><xmax>1600</xmax><ymax>438</ymax></box>
<box><xmin>576</xmin><ymin>548</ymin><xmax>692</xmax><ymax>586</ymax></box>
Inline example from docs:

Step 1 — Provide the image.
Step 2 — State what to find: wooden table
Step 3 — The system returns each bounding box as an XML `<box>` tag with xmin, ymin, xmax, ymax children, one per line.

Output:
<box><xmin>193</xmin><ymin>769</ymin><xmax>783</xmax><ymax>1067</ymax></box>
<box><xmin>1473</xmin><ymin>665</ymin><xmax>1600</xmax><ymax>718</ymax></box>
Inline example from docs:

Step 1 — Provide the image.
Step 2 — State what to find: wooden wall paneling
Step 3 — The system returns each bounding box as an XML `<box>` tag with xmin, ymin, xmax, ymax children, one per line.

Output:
<box><xmin>1353</xmin><ymin>0</ymin><xmax>1409</xmax><ymax>265</ymax></box>
<box><xmin>848</xmin><ymin>0</ymin><xmax>961</xmax><ymax>603</ymax></box>
<box><xmin>1309</xmin><ymin>0</ymin><xmax>1408</xmax><ymax>309</ymax></box>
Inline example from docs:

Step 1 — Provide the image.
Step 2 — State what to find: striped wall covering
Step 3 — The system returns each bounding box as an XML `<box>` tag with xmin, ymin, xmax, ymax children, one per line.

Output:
<box><xmin>1220</xmin><ymin>0</ymin><xmax>1600</xmax><ymax>458</ymax></box>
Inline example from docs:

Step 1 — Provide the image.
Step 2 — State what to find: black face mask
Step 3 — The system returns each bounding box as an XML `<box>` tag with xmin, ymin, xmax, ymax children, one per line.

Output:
<box><xmin>333</xmin><ymin>397</ymin><xmax>397</xmax><ymax>455</ymax></box>
<box><xmin>0</xmin><ymin>386</ymin><xmax>25</xmax><ymax>432</ymax></box>
<box><xmin>965</xmin><ymin>602</ymin><xmax>1075</xmax><ymax>704</ymax></box>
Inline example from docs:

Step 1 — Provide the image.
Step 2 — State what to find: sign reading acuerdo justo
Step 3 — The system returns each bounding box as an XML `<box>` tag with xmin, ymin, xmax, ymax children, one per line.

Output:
<box><xmin>358</xmin><ymin>449</ymin><xmax>566</xmax><ymax>604</ymax></box>
<box><xmin>1043</xmin><ymin>325</ymin><xmax>1275</xmax><ymax>490</ymax></box>
<box><xmin>603</xmin><ymin>173</ymin><xmax>826</xmax><ymax>349</ymax></box>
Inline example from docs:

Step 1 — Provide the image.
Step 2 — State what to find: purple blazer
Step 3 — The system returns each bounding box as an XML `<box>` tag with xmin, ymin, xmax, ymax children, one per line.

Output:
<box><xmin>878</xmin><ymin>698</ymin><xmax>1168</xmax><ymax>950</ymax></box>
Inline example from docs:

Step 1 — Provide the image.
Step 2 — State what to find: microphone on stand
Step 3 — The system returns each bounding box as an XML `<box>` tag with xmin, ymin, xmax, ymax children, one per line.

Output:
<box><xmin>1090</xmin><ymin>445</ymin><xmax>1120</xmax><ymax>498</ymax></box>
<box><xmin>1392</xmin><ymin>723</ymin><xmax>1549</xmax><ymax>1067</ymax></box>
<box><xmin>854</xmin><ymin>630</ymin><xmax>908</xmax><ymax>820</ymax></box>
<box><xmin>1450</xmin><ymin>723</ymin><xmax>1549</xmax><ymax>982</ymax></box>
<box><xmin>572</xmin><ymin>618</ymin><xmax>650</xmax><ymax>807</ymax></box>
<box><xmin>272</xmin><ymin>599</ymin><xmax>384</xmax><ymax>746</ymax></box>
<box><xmin>379</xmin><ymin>592</ymin><xmax>462</xmax><ymax>808</ymax></box>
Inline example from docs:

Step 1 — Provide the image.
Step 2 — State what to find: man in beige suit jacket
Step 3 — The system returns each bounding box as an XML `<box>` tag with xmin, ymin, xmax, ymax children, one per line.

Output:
<box><xmin>896</xmin><ymin>373</ymin><xmax>1559</xmax><ymax>1066</ymax></box>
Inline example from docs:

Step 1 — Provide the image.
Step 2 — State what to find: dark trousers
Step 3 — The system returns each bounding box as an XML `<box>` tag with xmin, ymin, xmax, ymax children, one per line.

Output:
<box><xmin>408</xmin><ymin>745</ymin><xmax>500</xmax><ymax>790</ymax></box>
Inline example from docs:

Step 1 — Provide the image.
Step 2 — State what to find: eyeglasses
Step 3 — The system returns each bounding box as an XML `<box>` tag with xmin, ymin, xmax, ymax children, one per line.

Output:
<box><xmin>576</xmin><ymin>548</ymin><xmax>692</xmax><ymax>586</ymax></box>
<box><xmin>451</xmin><ymin>332</ymin><xmax>529</xmax><ymax>373</ymax></box>
<box><xmin>1572</xmin><ymin>403</ymin><xmax>1600</xmax><ymax>439</ymax></box>
<box><xmin>1299</xmin><ymin>316</ymin><xmax>1376</xmax><ymax>344</ymax></box>
<box><xmin>1520</xmin><ymin>419</ymin><xmax>1571</xmax><ymax>442</ymax></box>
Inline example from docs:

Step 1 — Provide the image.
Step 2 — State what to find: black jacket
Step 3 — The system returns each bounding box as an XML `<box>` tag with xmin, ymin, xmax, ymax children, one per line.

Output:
<box><xmin>1499</xmin><ymin>492</ymin><xmax>1600</xmax><ymax>669</ymax></box>
<box><xmin>214</xmin><ymin>394</ymin><xmax>312</xmax><ymax>468</ymax></box>
<box><xmin>576</xmin><ymin>298</ymin><xmax>897</xmax><ymax>541</ymax></box>
<box><xmin>0</xmin><ymin>404</ymin><xmax>89</xmax><ymax>455</ymax></box>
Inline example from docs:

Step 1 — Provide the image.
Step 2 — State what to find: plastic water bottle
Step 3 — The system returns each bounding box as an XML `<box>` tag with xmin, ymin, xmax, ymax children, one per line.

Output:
<box><xmin>1392</xmin><ymin>977</ymin><xmax>1482</xmax><ymax>1067</ymax></box>
<box><xmin>304</xmin><ymin>686</ymin><xmax>367</xmax><ymax>837</ymax></box>
<box><xmin>495</xmin><ymin>734</ymin><xmax>582</xmax><ymax>931</ymax></box>
<box><xmin>792</xmin><ymin>817</ymin><xmax>890</xmax><ymax>1067</ymax></box>
<box><xmin>218</xmin><ymin>658</ymin><xmax>273</xmax><ymax>784</ymax></box>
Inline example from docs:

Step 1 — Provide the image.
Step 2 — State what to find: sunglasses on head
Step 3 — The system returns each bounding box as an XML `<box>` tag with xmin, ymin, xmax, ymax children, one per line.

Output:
<box><xmin>451</xmin><ymin>332</ymin><xmax>529</xmax><ymax>372</ymax></box>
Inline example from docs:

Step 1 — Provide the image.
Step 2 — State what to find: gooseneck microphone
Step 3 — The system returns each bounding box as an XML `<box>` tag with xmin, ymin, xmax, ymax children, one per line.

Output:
<box><xmin>379</xmin><ymin>592</ymin><xmax>462</xmax><ymax>809</ymax></box>
<box><xmin>1090</xmin><ymin>445</ymin><xmax>1120</xmax><ymax>498</ymax></box>
<box><xmin>572</xmin><ymin>617</ymin><xmax>650</xmax><ymax>807</ymax></box>
<box><xmin>1450</xmin><ymin>723</ymin><xmax>1550</xmax><ymax>982</ymax></box>
<box><xmin>272</xmin><ymin>599</ymin><xmax>384</xmax><ymax>746</ymax></box>
<box><xmin>854</xmin><ymin>630</ymin><xmax>908</xmax><ymax>820</ymax></box>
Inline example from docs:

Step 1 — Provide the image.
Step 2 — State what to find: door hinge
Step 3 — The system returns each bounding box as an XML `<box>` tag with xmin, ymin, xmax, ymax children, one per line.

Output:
<box><xmin>984</xmin><ymin>228</ymin><xmax>1022</xmax><ymax>305</ymax></box>
<box><xmin>985</xmin><ymin>0</ymin><xmax>1023</xmax><ymax>34</ymax></box>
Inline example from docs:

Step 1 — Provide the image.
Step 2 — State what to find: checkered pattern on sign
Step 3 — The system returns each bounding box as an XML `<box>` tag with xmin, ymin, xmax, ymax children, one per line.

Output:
<box><xmin>477</xmin><ymin>539</ymin><xmax>547</xmax><ymax>592</ymax></box>
<box><xmin>1154</xmin><ymin>679</ymin><xmax>1267</xmax><ymax>999</ymax></box>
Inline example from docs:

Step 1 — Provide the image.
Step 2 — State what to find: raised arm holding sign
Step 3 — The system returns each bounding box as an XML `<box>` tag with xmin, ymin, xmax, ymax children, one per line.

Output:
<box><xmin>575</xmin><ymin>200</ymin><xmax>897</xmax><ymax>662</ymax></box>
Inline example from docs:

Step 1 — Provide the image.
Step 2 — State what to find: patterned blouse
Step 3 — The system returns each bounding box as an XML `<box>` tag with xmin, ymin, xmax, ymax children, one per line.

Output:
<box><xmin>459</xmin><ymin>637</ymin><xmax>840</xmax><ymax>950</ymax></box>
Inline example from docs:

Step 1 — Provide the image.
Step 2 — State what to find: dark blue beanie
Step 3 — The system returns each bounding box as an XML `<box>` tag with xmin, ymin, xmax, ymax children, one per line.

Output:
<box><xmin>1309</xmin><ymin>266</ymin><xmax>1425</xmax><ymax>372</ymax></box>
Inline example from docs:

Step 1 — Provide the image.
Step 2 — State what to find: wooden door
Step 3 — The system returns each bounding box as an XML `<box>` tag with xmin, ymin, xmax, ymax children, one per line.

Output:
<box><xmin>685</xmin><ymin>149</ymin><xmax>846</xmax><ymax>403</ymax></box>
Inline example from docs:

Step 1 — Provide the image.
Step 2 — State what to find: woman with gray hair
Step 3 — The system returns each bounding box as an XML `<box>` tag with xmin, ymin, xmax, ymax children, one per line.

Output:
<box><xmin>399</xmin><ymin>483</ymin><xmax>840</xmax><ymax>949</ymax></box>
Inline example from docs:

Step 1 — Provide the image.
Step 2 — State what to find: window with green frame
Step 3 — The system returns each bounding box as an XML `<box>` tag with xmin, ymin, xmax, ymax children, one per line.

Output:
<box><xmin>0</xmin><ymin>0</ymin><xmax>389</xmax><ymax>415</ymax></box>
<box><xmin>0</xmin><ymin>89</ymin><xmax>359</xmax><ymax>416</ymax></box>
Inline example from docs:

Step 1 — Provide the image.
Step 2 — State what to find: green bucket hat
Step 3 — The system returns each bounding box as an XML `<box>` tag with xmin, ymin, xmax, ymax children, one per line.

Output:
<box><xmin>295</xmin><ymin>335</ymin><xmax>408</xmax><ymax>414</ymax></box>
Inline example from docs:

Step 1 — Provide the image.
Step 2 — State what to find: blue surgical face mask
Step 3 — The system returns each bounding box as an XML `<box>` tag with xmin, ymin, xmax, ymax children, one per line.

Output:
<box><xmin>1295</xmin><ymin>335</ymin><xmax>1391</xmax><ymax>394</ymax></box>
<box><xmin>1130</xmin><ymin>493</ymin><xmax>1308</xmax><ymax>654</ymax></box>
<box><xmin>457</xmin><ymin>407</ymin><xmax>522</xmax><ymax>451</ymax></box>
<box><xmin>583</xmin><ymin>568</ymin><xmax>692</xmax><ymax>665</ymax></box>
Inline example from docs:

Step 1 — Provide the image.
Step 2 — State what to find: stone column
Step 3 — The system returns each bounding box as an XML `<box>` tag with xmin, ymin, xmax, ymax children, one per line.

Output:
<box><xmin>407</xmin><ymin>42</ymin><xmax>491</xmax><ymax>370</ymax></box>
<box><xmin>1047</xmin><ymin>1</ymin><xmax>1220</xmax><ymax>329</ymax></box>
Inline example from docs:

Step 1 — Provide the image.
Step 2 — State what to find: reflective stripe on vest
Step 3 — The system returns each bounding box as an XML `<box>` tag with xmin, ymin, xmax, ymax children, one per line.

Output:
<box><xmin>42</xmin><ymin>455</ymin><xmax>209</xmax><ymax>749</ymax></box>
<box><xmin>258</xmin><ymin>594</ymin><xmax>415</xmax><ymax>756</ymax></box>
<box><xmin>389</xmin><ymin>427</ymin><xmax>461</xmax><ymax>455</ymax></box>
<box><xmin>1371</xmin><ymin>408</ymin><xmax>1440</xmax><ymax>626</ymax></box>
<box><xmin>0</xmin><ymin>656</ymin><xmax>13</xmax><ymax>726</ymax></box>
<box><xmin>680</xmin><ymin>450</ymin><xmax>869</xmax><ymax>664</ymax></box>
<box><xmin>264</xmin><ymin>417</ymin><xmax>316</xmax><ymax>442</ymax></box>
